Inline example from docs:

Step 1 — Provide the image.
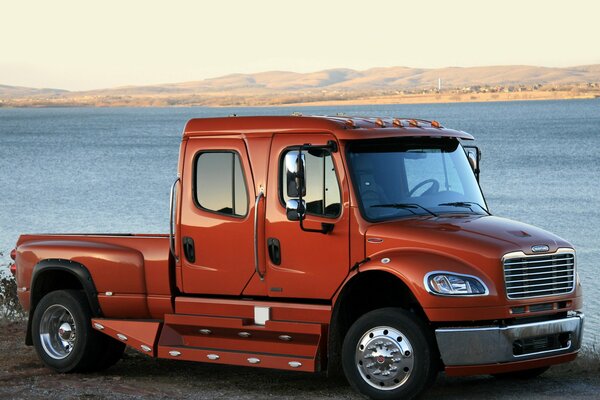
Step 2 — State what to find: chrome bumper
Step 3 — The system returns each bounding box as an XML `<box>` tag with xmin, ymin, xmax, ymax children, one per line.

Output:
<box><xmin>435</xmin><ymin>313</ymin><xmax>584</xmax><ymax>366</ymax></box>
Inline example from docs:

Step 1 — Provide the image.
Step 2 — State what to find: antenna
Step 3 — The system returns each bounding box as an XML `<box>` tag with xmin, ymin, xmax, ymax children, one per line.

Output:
<box><xmin>438</xmin><ymin>78</ymin><xmax>442</xmax><ymax>92</ymax></box>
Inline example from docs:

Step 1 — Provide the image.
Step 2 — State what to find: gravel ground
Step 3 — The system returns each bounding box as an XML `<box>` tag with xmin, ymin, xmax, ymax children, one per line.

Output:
<box><xmin>1</xmin><ymin>321</ymin><xmax>599</xmax><ymax>399</ymax></box>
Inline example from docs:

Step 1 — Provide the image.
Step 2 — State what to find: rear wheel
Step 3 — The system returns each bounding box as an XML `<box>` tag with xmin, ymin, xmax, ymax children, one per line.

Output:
<box><xmin>32</xmin><ymin>290</ymin><xmax>106</xmax><ymax>372</ymax></box>
<box><xmin>342</xmin><ymin>308</ymin><xmax>437</xmax><ymax>400</ymax></box>
<box><xmin>96</xmin><ymin>335</ymin><xmax>126</xmax><ymax>370</ymax></box>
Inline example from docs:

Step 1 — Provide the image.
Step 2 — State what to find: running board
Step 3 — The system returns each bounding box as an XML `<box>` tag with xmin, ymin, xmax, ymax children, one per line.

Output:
<box><xmin>91</xmin><ymin>319</ymin><xmax>161</xmax><ymax>357</ymax></box>
<box><xmin>91</xmin><ymin>298</ymin><xmax>331</xmax><ymax>373</ymax></box>
<box><xmin>158</xmin><ymin>313</ymin><xmax>326</xmax><ymax>372</ymax></box>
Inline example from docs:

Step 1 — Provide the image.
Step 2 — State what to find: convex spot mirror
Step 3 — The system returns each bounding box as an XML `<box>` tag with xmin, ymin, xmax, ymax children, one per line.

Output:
<box><xmin>467</xmin><ymin>151</ymin><xmax>478</xmax><ymax>171</ymax></box>
<box><xmin>286</xmin><ymin>199</ymin><xmax>306</xmax><ymax>221</ymax></box>
<box><xmin>463</xmin><ymin>145</ymin><xmax>481</xmax><ymax>181</ymax></box>
<box><xmin>285</xmin><ymin>151</ymin><xmax>306</xmax><ymax>198</ymax></box>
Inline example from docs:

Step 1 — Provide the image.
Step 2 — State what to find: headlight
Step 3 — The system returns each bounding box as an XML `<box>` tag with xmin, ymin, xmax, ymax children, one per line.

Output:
<box><xmin>424</xmin><ymin>271</ymin><xmax>489</xmax><ymax>296</ymax></box>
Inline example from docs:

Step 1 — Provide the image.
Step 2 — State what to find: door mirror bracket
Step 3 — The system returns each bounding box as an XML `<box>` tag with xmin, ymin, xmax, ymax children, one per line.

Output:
<box><xmin>285</xmin><ymin>200</ymin><xmax>334</xmax><ymax>235</ymax></box>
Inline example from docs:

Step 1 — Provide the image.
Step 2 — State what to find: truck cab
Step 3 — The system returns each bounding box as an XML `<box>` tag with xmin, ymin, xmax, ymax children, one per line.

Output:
<box><xmin>13</xmin><ymin>116</ymin><xmax>583</xmax><ymax>400</ymax></box>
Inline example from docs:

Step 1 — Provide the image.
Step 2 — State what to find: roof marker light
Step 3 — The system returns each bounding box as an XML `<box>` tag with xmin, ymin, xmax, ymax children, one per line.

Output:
<box><xmin>375</xmin><ymin>118</ymin><xmax>385</xmax><ymax>127</ymax></box>
<box><xmin>431</xmin><ymin>120</ymin><xmax>442</xmax><ymax>128</ymax></box>
<box><xmin>409</xmin><ymin>119</ymin><xmax>419</xmax><ymax>127</ymax></box>
<box><xmin>345</xmin><ymin>119</ymin><xmax>356</xmax><ymax>128</ymax></box>
<box><xmin>393</xmin><ymin>119</ymin><xmax>403</xmax><ymax>127</ymax></box>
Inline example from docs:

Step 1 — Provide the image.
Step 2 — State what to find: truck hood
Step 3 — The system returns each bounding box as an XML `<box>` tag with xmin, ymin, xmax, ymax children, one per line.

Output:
<box><xmin>365</xmin><ymin>215</ymin><xmax>572</xmax><ymax>264</ymax></box>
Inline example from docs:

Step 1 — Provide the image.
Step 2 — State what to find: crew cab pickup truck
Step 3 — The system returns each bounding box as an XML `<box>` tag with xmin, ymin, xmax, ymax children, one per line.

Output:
<box><xmin>11</xmin><ymin>115</ymin><xmax>583</xmax><ymax>400</ymax></box>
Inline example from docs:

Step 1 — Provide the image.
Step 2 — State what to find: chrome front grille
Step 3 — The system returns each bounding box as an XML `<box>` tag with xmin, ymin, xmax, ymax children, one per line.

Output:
<box><xmin>503</xmin><ymin>250</ymin><xmax>575</xmax><ymax>299</ymax></box>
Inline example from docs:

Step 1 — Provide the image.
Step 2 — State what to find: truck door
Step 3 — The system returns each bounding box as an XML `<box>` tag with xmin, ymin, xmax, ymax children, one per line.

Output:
<box><xmin>264</xmin><ymin>134</ymin><xmax>350</xmax><ymax>299</ymax></box>
<box><xmin>179</xmin><ymin>138</ymin><xmax>256</xmax><ymax>295</ymax></box>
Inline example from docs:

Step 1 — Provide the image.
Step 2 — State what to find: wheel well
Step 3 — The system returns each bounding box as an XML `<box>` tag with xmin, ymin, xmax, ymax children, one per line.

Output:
<box><xmin>30</xmin><ymin>270</ymin><xmax>83</xmax><ymax>309</ymax></box>
<box><xmin>327</xmin><ymin>270</ymin><xmax>429</xmax><ymax>376</ymax></box>
<box><xmin>26</xmin><ymin>260</ymin><xmax>101</xmax><ymax>345</ymax></box>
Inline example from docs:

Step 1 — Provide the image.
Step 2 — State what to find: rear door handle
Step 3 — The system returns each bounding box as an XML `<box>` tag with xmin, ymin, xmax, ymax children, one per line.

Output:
<box><xmin>267</xmin><ymin>238</ymin><xmax>281</xmax><ymax>265</ymax></box>
<box><xmin>183</xmin><ymin>236</ymin><xmax>195</xmax><ymax>263</ymax></box>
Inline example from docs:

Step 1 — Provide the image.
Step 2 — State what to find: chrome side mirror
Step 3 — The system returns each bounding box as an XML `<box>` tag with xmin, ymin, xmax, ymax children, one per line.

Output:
<box><xmin>285</xmin><ymin>151</ymin><xmax>306</xmax><ymax>198</ymax></box>
<box><xmin>286</xmin><ymin>199</ymin><xmax>306</xmax><ymax>221</ymax></box>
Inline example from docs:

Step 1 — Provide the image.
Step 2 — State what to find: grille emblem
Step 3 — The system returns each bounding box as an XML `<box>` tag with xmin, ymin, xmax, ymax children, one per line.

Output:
<box><xmin>531</xmin><ymin>245</ymin><xmax>550</xmax><ymax>253</ymax></box>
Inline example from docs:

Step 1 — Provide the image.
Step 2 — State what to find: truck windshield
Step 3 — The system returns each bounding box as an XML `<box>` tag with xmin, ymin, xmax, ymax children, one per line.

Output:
<box><xmin>347</xmin><ymin>138</ymin><xmax>488</xmax><ymax>221</ymax></box>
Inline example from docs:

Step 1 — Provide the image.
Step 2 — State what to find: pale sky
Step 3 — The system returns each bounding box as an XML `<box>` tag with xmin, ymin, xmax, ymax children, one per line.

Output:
<box><xmin>1</xmin><ymin>0</ymin><xmax>599</xmax><ymax>91</ymax></box>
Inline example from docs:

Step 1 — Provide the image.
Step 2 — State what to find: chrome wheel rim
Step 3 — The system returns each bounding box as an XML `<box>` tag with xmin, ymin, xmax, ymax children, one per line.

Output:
<box><xmin>39</xmin><ymin>304</ymin><xmax>77</xmax><ymax>360</ymax></box>
<box><xmin>355</xmin><ymin>326</ymin><xmax>414</xmax><ymax>391</ymax></box>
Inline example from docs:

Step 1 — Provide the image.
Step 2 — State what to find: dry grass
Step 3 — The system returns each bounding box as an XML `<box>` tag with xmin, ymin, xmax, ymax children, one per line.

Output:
<box><xmin>0</xmin><ymin>252</ymin><xmax>25</xmax><ymax>322</ymax></box>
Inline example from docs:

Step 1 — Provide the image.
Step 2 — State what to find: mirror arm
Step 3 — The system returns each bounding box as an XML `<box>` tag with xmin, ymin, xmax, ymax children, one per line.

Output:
<box><xmin>299</xmin><ymin>218</ymin><xmax>334</xmax><ymax>235</ymax></box>
<box><xmin>297</xmin><ymin>141</ymin><xmax>338</xmax><ymax>153</ymax></box>
<box><xmin>326</xmin><ymin>140</ymin><xmax>338</xmax><ymax>152</ymax></box>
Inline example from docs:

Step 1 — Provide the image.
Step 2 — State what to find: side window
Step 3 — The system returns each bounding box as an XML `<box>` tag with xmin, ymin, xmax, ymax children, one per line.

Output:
<box><xmin>195</xmin><ymin>152</ymin><xmax>248</xmax><ymax>217</ymax></box>
<box><xmin>281</xmin><ymin>149</ymin><xmax>341</xmax><ymax>218</ymax></box>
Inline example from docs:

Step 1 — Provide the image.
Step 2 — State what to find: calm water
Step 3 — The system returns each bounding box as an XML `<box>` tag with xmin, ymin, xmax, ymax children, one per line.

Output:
<box><xmin>1</xmin><ymin>100</ymin><xmax>598</xmax><ymax>347</ymax></box>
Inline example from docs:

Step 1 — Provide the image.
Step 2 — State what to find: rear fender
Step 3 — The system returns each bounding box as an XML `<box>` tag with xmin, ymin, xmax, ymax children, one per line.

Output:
<box><xmin>26</xmin><ymin>259</ymin><xmax>100</xmax><ymax>345</ymax></box>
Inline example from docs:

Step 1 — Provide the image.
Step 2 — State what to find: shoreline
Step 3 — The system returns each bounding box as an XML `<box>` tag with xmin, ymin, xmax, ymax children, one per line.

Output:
<box><xmin>275</xmin><ymin>91</ymin><xmax>600</xmax><ymax>108</ymax></box>
<box><xmin>1</xmin><ymin>90</ymin><xmax>598</xmax><ymax>109</ymax></box>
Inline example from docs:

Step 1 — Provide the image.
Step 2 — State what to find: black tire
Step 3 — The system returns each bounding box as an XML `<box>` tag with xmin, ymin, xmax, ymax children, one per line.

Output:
<box><xmin>31</xmin><ymin>290</ymin><xmax>106</xmax><ymax>373</ymax></box>
<box><xmin>95</xmin><ymin>335</ymin><xmax>126</xmax><ymax>370</ymax></box>
<box><xmin>492</xmin><ymin>366</ymin><xmax>550</xmax><ymax>380</ymax></box>
<box><xmin>342</xmin><ymin>308</ymin><xmax>437</xmax><ymax>400</ymax></box>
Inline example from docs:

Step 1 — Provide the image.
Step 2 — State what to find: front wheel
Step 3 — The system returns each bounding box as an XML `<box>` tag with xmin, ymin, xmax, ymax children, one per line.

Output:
<box><xmin>342</xmin><ymin>308</ymin><xmax>437</xmax><ymax>400</ymax></box>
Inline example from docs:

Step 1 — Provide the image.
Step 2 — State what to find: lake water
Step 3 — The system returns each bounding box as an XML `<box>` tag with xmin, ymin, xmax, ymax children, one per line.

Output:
<box><xmin>1</xmin><ymin>100</ymin><xmax>598</xmax><ymax>348</ymax></box>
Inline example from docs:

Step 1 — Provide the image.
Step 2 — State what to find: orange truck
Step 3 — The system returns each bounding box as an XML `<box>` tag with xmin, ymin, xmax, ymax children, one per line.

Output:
<box><xmin>11</xmin><ymin>116</ymin><xmax>583</xmax><ymax>399</ymax></box>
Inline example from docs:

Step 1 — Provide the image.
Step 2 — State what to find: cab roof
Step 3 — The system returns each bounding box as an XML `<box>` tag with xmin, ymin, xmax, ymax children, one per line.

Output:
<box><xmin>183</xmin><ymin>115</ymin><xmax>474</xmax><ymax>141</ymax></box>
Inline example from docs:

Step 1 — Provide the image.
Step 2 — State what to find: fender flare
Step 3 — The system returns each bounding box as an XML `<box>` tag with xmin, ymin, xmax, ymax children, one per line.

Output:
<box><xmin>26</xmin><ymin>259</ymin><xmax>102</xmax><ymax>345</ymax></box>
<box><xmin>326</xmin><ymin>268</ymin><xmax>418</xmax><ymax>377</ymax></box>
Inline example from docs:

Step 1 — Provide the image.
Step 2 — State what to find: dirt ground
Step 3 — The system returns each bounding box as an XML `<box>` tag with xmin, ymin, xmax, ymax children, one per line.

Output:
<box><xmin>1</xmin><ymin>321</ymin><xmax>599</xmax><ymax>400</ymax></box>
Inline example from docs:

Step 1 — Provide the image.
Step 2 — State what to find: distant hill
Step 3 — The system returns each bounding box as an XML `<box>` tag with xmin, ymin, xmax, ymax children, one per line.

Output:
<box><xmin>2</xmin><ymin>64</ymin><xmax>599</xmax><ymax>107</ymax></box>
<box><xmin>80</xmin><ymin>64</ymin><xmax>600</xmax><ymax>96</ymax></box>
<box><xmin>0</xmin><ymin>84</ymin><xmax>68</xmax><ymax>99</ymax></box>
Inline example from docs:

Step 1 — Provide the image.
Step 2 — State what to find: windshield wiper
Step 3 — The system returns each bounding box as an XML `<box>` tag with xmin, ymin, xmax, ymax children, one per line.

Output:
<box><xmin>438</xmin><ymin>202</ymin><xmax>490</xmax><ymax>215</ymax></box>
<box><xmin>372</xmin><ymin>203</ymin><xmax>438</xmax><ymax>217</ymax></box>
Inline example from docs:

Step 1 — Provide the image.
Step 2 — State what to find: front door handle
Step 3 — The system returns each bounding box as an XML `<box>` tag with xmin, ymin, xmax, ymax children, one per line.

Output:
<box><xmin>267</xmin><ymin>238</ymin><xmax>281</xmax><ymax>265</ymax></box>
<box><xmin>183</xmin><ymin>236</ymin><xmax>195</xmax><ymax>263</ymax></box>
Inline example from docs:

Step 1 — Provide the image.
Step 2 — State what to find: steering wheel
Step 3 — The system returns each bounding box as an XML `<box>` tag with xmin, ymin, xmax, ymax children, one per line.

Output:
<box><xmin>408</xmin><ymin>179</ymin><xmax>439</xmax><ymax>197</ymax></box>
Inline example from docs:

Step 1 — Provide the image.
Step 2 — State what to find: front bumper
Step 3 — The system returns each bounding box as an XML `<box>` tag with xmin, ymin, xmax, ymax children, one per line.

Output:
<box><xmin>435</xmin><ymin>312</ymin><xmax>584</xmax><ymax>366</ymax></box>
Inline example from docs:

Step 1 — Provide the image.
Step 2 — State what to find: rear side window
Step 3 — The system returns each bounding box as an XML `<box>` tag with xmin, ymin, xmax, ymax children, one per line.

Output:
<box><xmin>195</xmin><ymin>152</ymin><xmax>248</xmax><ymax>217</ymax></box>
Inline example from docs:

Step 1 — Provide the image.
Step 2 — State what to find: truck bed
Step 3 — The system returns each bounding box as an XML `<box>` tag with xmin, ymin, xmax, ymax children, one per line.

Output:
<box><xmin>15</xmin><ymin>233</ymin><xmax>173</xmax><ymax>319</ymax></box>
